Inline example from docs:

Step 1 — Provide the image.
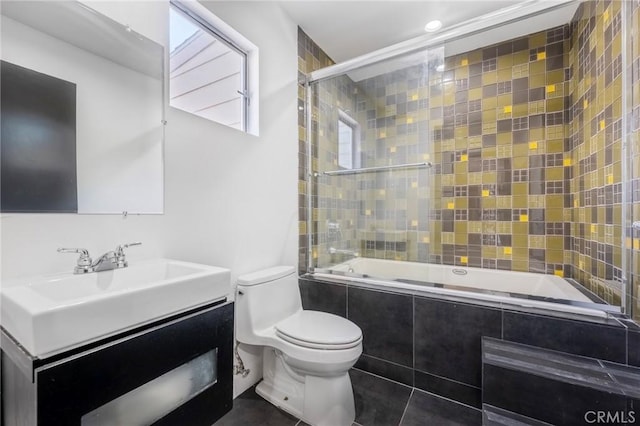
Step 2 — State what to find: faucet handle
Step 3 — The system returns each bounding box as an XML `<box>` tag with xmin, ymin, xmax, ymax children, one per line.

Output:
<box><xmin>114</xmin><ymin>242</ymin><xmax>142</xmax><ymax>267</ymax></box>
<box><xmin>123</xmin><ymin>242</ymin><xmax>142</xmax><ymax>249</ymax></box>
<box><xmin>115</xmin><ymin>242</ymin><xmax>142</xmax><ymax>254</ymax></box>
<box><xmin>57</xmin><ymin>248</ymin><xmax>93</xmax><ymax>273</ymax></box>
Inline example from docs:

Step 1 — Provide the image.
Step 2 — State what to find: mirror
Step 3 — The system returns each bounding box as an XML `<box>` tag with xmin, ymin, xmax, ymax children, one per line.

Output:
<box><xmin>0</xmin><ymin>1</ymin><xmax>164</xmax><ymax>214</ymax></box>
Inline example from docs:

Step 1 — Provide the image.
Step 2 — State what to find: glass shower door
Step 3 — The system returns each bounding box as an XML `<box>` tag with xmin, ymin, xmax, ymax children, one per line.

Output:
<box><xmin>307</xmin><ymin>47</ymin><xmax>444</xmax><ymax>281</ymax></box>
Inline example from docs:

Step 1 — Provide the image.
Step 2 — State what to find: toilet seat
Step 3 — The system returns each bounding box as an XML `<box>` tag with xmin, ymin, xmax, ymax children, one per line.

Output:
<box><xmin>275</xmin><ymin>310</ymin><xmax>362</xmax><ymax>350</ymax></box>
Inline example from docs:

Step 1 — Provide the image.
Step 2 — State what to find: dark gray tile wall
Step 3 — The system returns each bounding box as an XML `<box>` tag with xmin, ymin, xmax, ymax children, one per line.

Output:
<box><xmin>300</xmin><ymin>277</ymin><xmax>639</xmax><ymax>408</ymax></box>
<box><xmin>415</xmin><ymin>298</ymin><xmax>501</xmax><ymax>387</ymax></box>
<box><xmin>483</xmin><ymin>365</ymin><xmax>630</xmax><ymax>426</ymax></box>
<box><xmin>299</xmin><ymin>278</ymin><xmax>346</xmax><ymax>317</ymax></box>
<box><xmin>629</xmin><ymin>330</ymin><xmax>640</xmax><ymax>367</ymax></box>
<box><xmin>482</xmin><ymin>339</ymin><xmax>640</xmax><ymax>425</ymax></box>
<box><xmin>414</xmin><ymin>371</ymin><xmax>481</xmax><ymax>409</ymax></box>
<box><xmin>348</xmin><ymin>287</ymin><xmax>413</xmax><ymax>367</ymax></box>
<box><xmin>502</xmin><ymin>311</ymin><xmax>627</xmax><ymax>363</ymax></box>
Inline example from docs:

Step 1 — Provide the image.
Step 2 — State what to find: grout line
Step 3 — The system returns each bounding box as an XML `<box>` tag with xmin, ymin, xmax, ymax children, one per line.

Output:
<box><xmin>346</xmin><ymin>283</ymin><xmax>349</xmax><ymax>318</ymax></box>
<box><xmin>412</xmin><ymin>387</ymin><xmax>482</xmax><ymax>412</ymax></box>
<box><xmin>626</xmin><ymin>326</ymin><xmax>629</xmax><ymax>365</ymax></box>
<box><xmin>352</xmin><ymin>367</ymin><xmax>413</xmax><ymax>389</ymax></box>
<box><xmin>362</xmin><ymin>353</ymin><xmax>414</xmax><ymax>370</ymax></box>
<box><xmin>398</xmin><ymin>388</ymin><xmax>414</xmax><ymax>426</ymax></box>
<box><xmin>412</xmin><ymin>294</ymin><xmax>416</xmax><ymax>376</ymax></box>
<box><xmin>501</xmin><ymin>305</ymin><xmax>505</xmax><ymax>340</ymax></box>
<box><xmin>413</xmin><ymin>368</ymin><xmax>481</xmax><ymax>389</ymax></box>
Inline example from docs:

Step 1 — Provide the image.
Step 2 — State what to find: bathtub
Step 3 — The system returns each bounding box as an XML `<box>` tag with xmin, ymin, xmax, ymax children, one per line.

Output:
<box><xmin>313</xmin><ymin>258</ymin><xmax>615</xmax><ymax>319</ymax></box>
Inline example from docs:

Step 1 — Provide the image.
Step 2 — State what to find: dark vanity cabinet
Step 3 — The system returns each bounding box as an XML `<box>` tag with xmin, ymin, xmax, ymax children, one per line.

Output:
<box><xmin>1</xmin><ymin>301</ymin><xmax>234</xmax><ymax>426</ymax></box>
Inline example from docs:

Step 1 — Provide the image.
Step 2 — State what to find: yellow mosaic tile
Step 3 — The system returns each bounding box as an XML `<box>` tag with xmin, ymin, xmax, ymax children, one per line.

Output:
<box><xmin>442</xmin><ymin>233</ymin><xmax>455</xmax><ymax>244</ymax></box>
<box><xmin>514</xmin><ymin>235</ymin><xmax>528</xmax><ymax>248</ymax></box>
<box><xmin>497</xmin><ymin>222</ymin><xmax>512</xmax><ymax>234</ymax></box>
<box><xmin>468</xmin><ymin>222</ymin><xmax>483</xmax><ymax>233</ymax></box>
<box><xmin>512</xmin><ymin>63</ymin><xmax>529</xmax><ymax>78</ymax></box>
<box><xmin>483</xmin><ymin>222</ymin><xmax>496</xmax><ymax>234</ymax></box>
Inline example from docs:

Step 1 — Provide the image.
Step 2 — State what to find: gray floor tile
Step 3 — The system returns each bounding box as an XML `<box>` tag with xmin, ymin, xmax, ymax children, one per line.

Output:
<box><xmin>351</xmin><ymin>368</ymin><xmax>413</xmax><ymax>426</ymax></box>
<box><xmin>400</xmin><ymin>389</ymin><xmax>481</xmax><ymax>426</ymax></box>
<box><xmin>214</xmin><ymin>385</ymin><xmax>299</xmax><ymax>426</ymax></box>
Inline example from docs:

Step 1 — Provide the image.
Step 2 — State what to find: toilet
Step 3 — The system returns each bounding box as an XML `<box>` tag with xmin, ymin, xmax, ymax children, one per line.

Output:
<box><xmin>235</xmin><ymin>266</ymin><xmax>362</xmax><ymax>426</ymax></box>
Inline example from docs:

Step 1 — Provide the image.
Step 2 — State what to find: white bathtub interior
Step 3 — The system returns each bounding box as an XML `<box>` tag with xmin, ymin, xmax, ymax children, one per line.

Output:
<box><xmin>324</xmin><ymin>258</ymin><xmax>592</xmax><ymax>302</ymax></box>
<box><xmin>313</xmin><ymin>258</ymin><xmax>618</xmax><ymax>320</ymax></box>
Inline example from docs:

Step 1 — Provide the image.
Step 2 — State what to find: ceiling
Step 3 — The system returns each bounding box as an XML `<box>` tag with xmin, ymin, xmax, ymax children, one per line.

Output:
<box><xmin>279</xmin><ymin>1</ymin><xmax>578</xmax><ymax>63</ymax></box>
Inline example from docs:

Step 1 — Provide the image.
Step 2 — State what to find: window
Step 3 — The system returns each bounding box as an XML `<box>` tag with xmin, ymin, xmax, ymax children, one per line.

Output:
<box><xmin>337</xmin><ymin>110</ymin><xmax>360</xmax><ymax>169</ymax></box>
<box><xmin>169</xmin><ymin>1</ymin><xmax>257</xmax><ymax>134</ymax></box>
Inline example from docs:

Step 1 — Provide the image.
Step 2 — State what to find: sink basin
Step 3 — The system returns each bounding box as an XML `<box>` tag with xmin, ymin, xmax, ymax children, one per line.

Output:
<box><xmin>1</xmin><ymin>258</ymin><xmax>230</xmax><ymax>358</ymax></box>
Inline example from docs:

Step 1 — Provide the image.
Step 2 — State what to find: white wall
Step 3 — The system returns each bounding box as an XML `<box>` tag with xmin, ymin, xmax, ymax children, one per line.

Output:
<box><xmin>0</xmin><ymin>0</ymin><xmax>298</xmax><ymax>397</ymax></box>
<box><xmin>163</xmin><ymin>0</ymin><xmax>299</xmax><ymax>396</ymax></box>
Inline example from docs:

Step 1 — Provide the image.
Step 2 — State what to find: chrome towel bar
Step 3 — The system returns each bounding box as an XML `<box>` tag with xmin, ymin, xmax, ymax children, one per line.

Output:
<box><xmin>316</xmin><ymin>162</ymin><xmax>432</xmax><ymax>176</ymax></box>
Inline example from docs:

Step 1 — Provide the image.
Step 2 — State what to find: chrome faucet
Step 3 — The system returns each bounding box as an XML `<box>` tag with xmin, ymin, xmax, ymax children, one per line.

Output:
<box><xmin>92</xmin><ymin>250</ymin><xmax>118</xmax><ymax>272</ymax></box>
<box><xmin>58</xmin><ymin>242</ymin><xmax>142</xmax><ymax>274</ymax></box>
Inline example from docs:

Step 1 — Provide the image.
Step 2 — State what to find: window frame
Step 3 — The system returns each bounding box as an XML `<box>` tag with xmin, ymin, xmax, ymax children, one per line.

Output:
<box><xmin>337</xmin><ymin>109</ymin><xmax>360</xmax><ymax>170</ymax></box>
<box><xmin>169</xmin><ymin>0</ymin><xmax>255</xmax><ymax>134</ymax></box>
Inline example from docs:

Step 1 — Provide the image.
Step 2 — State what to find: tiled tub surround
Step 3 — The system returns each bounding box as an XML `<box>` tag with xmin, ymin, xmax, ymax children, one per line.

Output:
<box><xmin>300</xmin><ymin>277</ymin><xmax>640</xmax><ymax>410</ymax></box>
<box><xmin>298</xmin><ymin>1</ymin><xmax>640</xmax><ymax>318</ymax></box>
<box><xmin>482</xmin><ymin>338</ymin><xmax>640</xmax><ymax>425</ymax></box>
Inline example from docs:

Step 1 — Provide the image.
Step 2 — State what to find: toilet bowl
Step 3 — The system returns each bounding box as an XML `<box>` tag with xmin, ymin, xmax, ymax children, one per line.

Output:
<box><xmin>235</xmin><ymin>266</ymin><xmax>362</xmax><ymax>426</ymax></box>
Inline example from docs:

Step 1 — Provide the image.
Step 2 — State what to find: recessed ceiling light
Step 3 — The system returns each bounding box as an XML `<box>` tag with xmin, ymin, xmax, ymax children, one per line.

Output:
<box><xmin>424</xmin><ymin>20</ymin><xmax>442</xmax><ymax>33</ymax></box>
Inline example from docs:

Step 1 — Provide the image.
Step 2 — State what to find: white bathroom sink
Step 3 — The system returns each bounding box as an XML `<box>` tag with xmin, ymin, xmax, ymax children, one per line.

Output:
<box><xmin>1</xmin><ymin>258</ymin><xmax>230</xmax><ymax>358</ymax></box>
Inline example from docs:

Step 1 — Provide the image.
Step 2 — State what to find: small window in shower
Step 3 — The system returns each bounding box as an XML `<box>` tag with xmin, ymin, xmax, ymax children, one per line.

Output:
<box><xmin>337</xmin><ymin>110</ymin><xmax>359</xmax><ymax>169</ymax></box>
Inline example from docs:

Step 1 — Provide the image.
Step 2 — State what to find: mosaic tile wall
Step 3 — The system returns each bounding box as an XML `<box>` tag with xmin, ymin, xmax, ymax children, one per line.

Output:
<box><xmin>429</xmin><ymin>27</ymin><xmax>572</xmax><ymax>275</ymax></box>
<box><xmin>568</xmin><ymin>0</ymin><xmax>624</xmax><ymax>305</ymax></box>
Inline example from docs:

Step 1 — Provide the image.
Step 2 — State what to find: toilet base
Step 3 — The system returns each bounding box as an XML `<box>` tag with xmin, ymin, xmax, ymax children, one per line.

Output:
<box><xmin>256</xmin><ymin>347</ymin><xmax>356</xmax><ymax>426</ymax></box>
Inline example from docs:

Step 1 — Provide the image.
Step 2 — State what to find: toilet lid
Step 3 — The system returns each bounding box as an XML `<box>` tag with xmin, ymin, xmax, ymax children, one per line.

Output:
<box><xmin>275</xmin><ymin>311</ymin><xmax>362</xmax><ymax>349</ymax></box>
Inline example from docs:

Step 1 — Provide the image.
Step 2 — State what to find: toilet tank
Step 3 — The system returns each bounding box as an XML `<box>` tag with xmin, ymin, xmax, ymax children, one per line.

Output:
<box><xmin>235</xmin><ymin>266</ymin><xmax>302</xmax><ymax>343</ymax></box>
